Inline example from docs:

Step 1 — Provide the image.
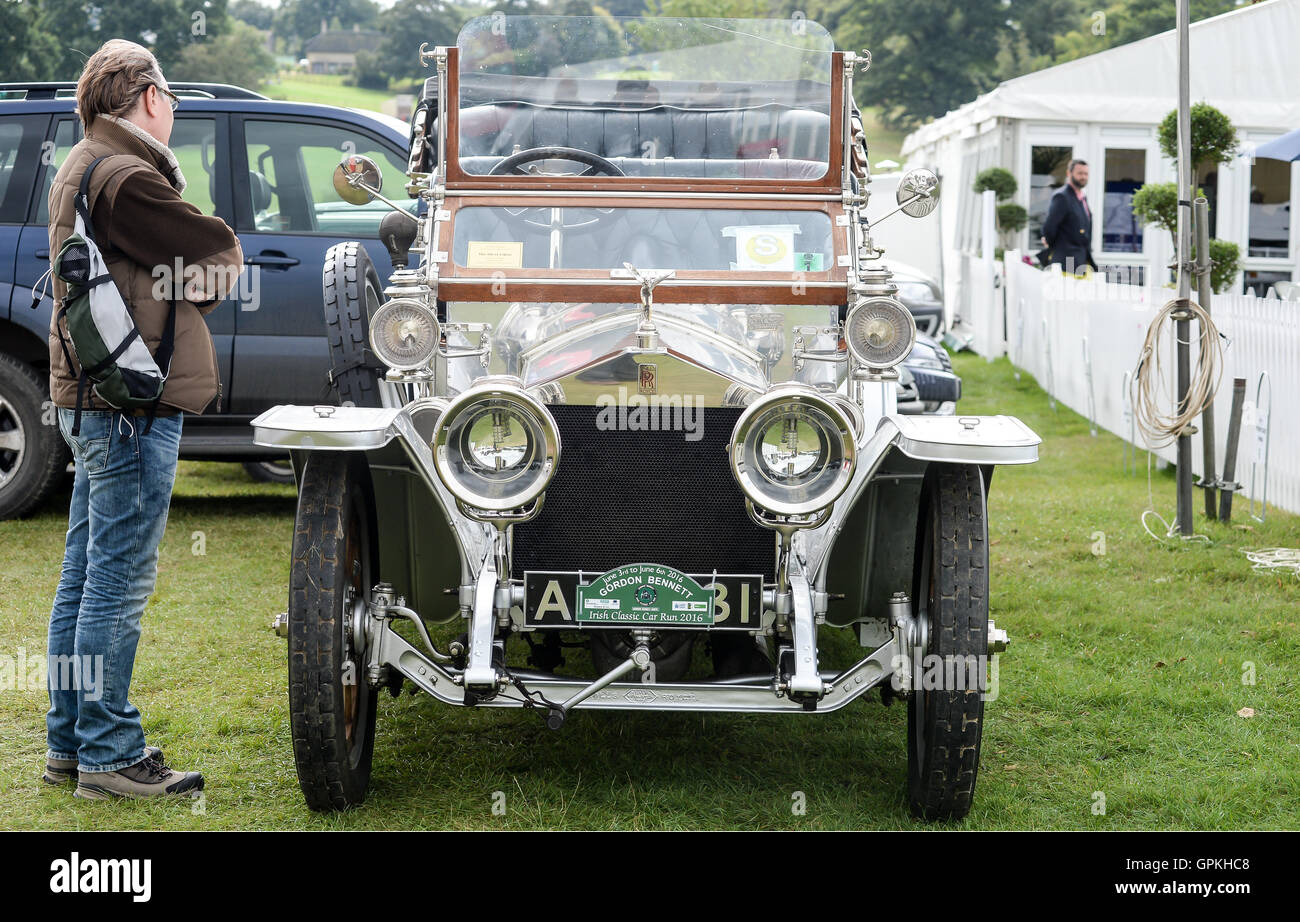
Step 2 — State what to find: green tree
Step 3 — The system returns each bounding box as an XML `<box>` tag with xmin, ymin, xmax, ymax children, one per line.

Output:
<box><xmin>837</xmin><ymin>0</ymin><xmax>1006</xmax><ymax>130</ymax></box>
<box><xmin>374</xmin><ymin>0</ymin><xmax>461</xmax><ymax>87</ymax></box>
<box><xmin>645</xmin><ymin>0</ymin><xmax>772</xmax><ymax>17</ymax></box>
<box><xmin>230</xmin><ymin>0</ymin><xmax>274</xmax><ymax>31</ymax></box>
<box><xmin>1051</xmin><ymin>0</ymin><xmax>1240</xmax><ymax>63</ymax></box>
<box><xmin>169</xmin><ymin>20</ymin><xmax>275</xmax><ymax>90</ymax></box>
<box><xmin>973</xmin><ymin>166</ymin><xmax>1018</xmax><ymax>200</ymax></box>
<box><xmin>1156</xmin><ymin>101</ymin><xmax>1238</xmax><ymax>189</ymax></box>
<box><xmin>0</xmin><ymin>0</ymin><xmax>62</xmax><ymax>80</ymax></box>
<box><xmin>348</xmin><ymin>49</ymin><xmax>388</xmax><ymax>90</ymax></box>
<box><xmin>36</xmin><ymin>0</ymin><xmax>232</xmax><ymax>78</ymax></box>
<box><xmin>1130</xmin><ymin>180</ymin><xmax>1236</xmax><ymax>292</ymax></box>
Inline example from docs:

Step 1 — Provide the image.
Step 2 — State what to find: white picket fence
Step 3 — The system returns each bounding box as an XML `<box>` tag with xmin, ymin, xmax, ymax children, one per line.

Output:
<box><xmin>966</xmin><ymin>251</ymin><xmax>1299</xmax><ymax>517</ymax></box>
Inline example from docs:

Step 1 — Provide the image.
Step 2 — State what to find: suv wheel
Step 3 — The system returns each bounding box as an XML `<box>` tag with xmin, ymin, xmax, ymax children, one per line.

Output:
<box><xmin>0</xmin><ymin>353</ymin><xmax>69</xmax><ymax>519</ymax></box>
<box><xmin>322</xmin><ymin>242</ymin><xmax>383</xmax><ymax>408</ymax></box>
<box><xmin>243</xmin><ymin>459</ymin><xmax>295</xmax><ymax>484</ymax></box>
<box><xmin>907</xmin><ymin>463</ymin><xmax>989</xmax><ymax>821</ymax></box>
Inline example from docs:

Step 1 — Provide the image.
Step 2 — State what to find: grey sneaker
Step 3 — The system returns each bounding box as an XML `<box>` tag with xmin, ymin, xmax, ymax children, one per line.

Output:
<box><xmin>73</xmin><ymin>754</ymin><xmax>202</xmax><ymax>800</ymax></box>
<box><xmin>43</xmin><ymin>746</ymin><xmax>163</xmax><ymax>786</ymax></box>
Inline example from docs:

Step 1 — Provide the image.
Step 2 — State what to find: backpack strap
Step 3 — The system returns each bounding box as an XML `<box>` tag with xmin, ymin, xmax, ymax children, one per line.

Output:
<box><xmin>75</xmin><ymin>156</ymin><xmax>113</xmax><ymax>246</ymax></box>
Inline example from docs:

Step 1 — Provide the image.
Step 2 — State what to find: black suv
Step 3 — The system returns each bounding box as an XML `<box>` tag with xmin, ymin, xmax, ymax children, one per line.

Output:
<box><xmin>0</xmin><ymin>82</ymin><xmax>416</xmax><ymax>518</ymax></box>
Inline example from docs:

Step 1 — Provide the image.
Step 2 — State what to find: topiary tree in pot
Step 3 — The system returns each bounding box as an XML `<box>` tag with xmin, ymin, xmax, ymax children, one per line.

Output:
<box><xmin>973</xmin><ymin>167</ymin><xmax>1027</xmax><ymax>250</ymax></box>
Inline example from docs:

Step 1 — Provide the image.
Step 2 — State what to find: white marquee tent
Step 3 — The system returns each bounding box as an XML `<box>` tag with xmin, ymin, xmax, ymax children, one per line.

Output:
<box><xmin>900</xmin><ymin>0</ymin><xmax>1300</xmax><ymax>314</ymax></box>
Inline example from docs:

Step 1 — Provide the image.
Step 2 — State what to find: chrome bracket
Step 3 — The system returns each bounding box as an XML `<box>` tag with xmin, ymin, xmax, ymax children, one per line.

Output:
<box><xmin>464</xmin><ymin>550</ymin><xmax>500</xmax><ymax>690</ymax></box>
<box><xmin>786</xmin><ymin>552</ymin><xmax>826</xmax><ymax>700</ymax></box>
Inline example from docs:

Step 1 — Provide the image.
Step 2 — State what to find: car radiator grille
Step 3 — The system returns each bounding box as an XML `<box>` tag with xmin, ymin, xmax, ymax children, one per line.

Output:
<box><xmin>510</xmin><ymin>405</ymin><xmax>776</xmax><ymax>580</ymax></box>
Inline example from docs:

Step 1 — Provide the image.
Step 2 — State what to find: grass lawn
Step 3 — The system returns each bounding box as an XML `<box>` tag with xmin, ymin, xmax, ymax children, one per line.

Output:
<box><xmin>260</xmin><ymin>72</ymin><xmax>401</xmax><ymax>113</ymax></box>
<box><xmin>0</xmin><ymin>354</ymin><xmax>1296</xmax><ymax>829</ymax></box>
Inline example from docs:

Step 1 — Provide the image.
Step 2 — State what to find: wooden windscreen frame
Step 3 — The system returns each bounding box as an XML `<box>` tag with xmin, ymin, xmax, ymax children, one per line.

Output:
<box><xmin>441</xmin><ymin>46</ymin><xmax>847</xmax><ymax>197</ymax></box>
<box><xmin>433</xmin><ymin>47</ymin><xmax>852</xmax><ymax>306</ymax></box>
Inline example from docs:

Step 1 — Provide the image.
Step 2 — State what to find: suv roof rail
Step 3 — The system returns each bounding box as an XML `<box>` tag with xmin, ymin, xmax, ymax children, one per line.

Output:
<box><xmin>0</xmin><ymin>82</ymin><xmax>269</xmax><ymax>101</ymax></box>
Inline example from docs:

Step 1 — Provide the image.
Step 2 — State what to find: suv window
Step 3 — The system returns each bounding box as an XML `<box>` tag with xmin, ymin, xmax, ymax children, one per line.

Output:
<box><xmin>35</xmin><ymin>118</ymin><xmax>79</xmax><ymax>224</ymax></box>
<box><xmin>170</xmin><ymin>116</ymin><xmax>221</xmax><ymax>216</ymax></box>
<box><xmin>2</xmin><ymin>114</ymin><xmax>48</xmax><ymax>223</ymax></box>
<box><xmin>33</xmin><ymin>117</ymin><xmax>220</xmax><ymax>223</ymax></box>
<box><xmin>242</xmin><ymin>119</ymin><xmax>410</xmax><ymax>236</ymax></box>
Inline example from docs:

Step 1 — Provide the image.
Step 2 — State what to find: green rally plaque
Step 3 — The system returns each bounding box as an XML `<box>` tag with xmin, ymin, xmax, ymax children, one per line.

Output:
<box><xmin>576</xmin><ymin>563</ymin><xmax>716</xmax><ymax>626</ymax></box>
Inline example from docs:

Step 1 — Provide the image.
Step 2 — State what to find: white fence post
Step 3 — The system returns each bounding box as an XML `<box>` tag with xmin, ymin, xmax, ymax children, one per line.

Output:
<box><xmin>994</xmin><ymin>268</ymin><xmax>1300</xmax><ymax>516</ymax></box>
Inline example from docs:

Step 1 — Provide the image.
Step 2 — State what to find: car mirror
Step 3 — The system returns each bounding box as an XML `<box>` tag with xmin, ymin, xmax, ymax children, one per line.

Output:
<box><xmin>333</xmin><ymin>154</ymin><xmax>384</xmax><ymax>205</ymax></box>
<box><xmin>897</xmin><ymin>168</ymin><xmax>940</xmax><ymax>218</ymax></box>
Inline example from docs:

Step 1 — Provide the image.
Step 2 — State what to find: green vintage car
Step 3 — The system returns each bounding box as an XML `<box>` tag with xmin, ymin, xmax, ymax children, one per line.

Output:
<box><xmin>254</xmin><ymin>14</ymin><xmax>1039</xmax><ymax>819</ymax></box>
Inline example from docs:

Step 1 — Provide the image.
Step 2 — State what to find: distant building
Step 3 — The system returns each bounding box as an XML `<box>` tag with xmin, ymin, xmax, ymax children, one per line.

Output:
<box><xmin>304</xmin><ymin>25</ymin><xmax>383</xmax><ymax>74</ymax></box>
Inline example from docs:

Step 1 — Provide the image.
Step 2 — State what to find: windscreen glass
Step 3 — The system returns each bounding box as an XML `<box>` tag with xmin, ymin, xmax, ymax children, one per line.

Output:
<box><xmin>452</xmin><ymin>206</ymin><xmax>834</xmax><ymax>272</ymax></box>
<box><xmin>456</xmin><ymin>15</ymin><xmax>834</xmax><ymax>181</ymax></box>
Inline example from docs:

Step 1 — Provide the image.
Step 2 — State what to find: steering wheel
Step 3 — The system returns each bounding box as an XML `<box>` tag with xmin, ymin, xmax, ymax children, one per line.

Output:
<box><xmin>489</xmin><ymin>146</ymin><xmax>626</xmax><ymax>178</ymax></box>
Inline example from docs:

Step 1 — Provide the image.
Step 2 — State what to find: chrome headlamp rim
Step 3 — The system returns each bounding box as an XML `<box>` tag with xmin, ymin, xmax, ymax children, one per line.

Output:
<box><xmin>369</xmin><ymin>297</ymin><xmax>440</xmax><ymax>372</ymax></box>
<box><xmin>728</xmin><ymin>384</ymin><xmax>857</xmax><ymax>519</ymax></box>
<box><xmin>845</xmin><ymin>295</ymin><xmax>916</xmax><ymax>371</ymax></box>
<box><xmin>431</xmin><ymin>376</ymin><xmax>560</xmax><ymax>512</ymax></box>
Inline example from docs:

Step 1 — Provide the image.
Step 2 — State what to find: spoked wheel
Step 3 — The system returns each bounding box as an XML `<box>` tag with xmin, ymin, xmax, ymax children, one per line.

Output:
<box><xmin>288</xmin><ymin>451</ymin><xmax>379</xmax><ymax>811</ymax></box>
<box><xmin>907</xmin><ymin>463</ymin><xmax>989</xmax><ymax>821</ymax></box>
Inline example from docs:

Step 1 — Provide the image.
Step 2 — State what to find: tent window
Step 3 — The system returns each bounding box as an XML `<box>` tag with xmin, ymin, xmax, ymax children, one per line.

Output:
<box><xmin>1028</xmin><ymin>146</ymin><xmax>1072</xmax><ymax>243</ymax></box>
<box><xmin>1248</xmin><ymin>158</ymin><xmax>1291</xmax><ymax>259</ymax></box>
<box><xmin>1102</xmin><ymin>149</ymin><xmax>1144</xmax><ymax>254</ymax></box>
<box><xmin>1243</xmin><ymin>269</ymin><xmax>1290</xmax><ymax>297</ymax></box>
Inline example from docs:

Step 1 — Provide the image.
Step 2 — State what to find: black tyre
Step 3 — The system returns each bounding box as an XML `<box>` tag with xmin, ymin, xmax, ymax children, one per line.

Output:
<box><xmin>907</xmin><ymin>463</ymin><xmax>989</xmax><ymax>821</ymax></box>
<box><xmin>243</xmin><ymin>458</ymin><xmax>295</xmax><ymax>484</ymax></box>
<box><xmin>322</xmin><ymin>242</ymin><xmax>384</xmax><ymax>408</ymax></box>
<box><xmin>288</xmin><ymin>451</ymin><xmax>379</xmax><ymax>811</ymax></box>
<box><xmin>0</xmin><ymin>353</ymin><xmax>69</xmax><ymax>520</ymax></box>
<box><xmin>591</xmin><ymin>630</ymin><xmax>694</xmax><ymax>682</ymax></box>
<box><xmin>710</xmin><ymin>633</ymin><xmax>771</xmax><ymax>678</ymax></box>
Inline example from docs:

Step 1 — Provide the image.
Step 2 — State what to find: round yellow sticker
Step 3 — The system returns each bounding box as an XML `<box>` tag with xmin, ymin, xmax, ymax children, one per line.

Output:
<box><xmin>745</xmin><ymin>232</ymin><xmax>789</xmax><ymax>265</ymax></box>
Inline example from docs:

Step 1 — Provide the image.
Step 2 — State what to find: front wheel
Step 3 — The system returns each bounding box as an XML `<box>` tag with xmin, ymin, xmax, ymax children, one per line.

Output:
<box><xmin>907</xmin><ymin>463</ymin><xmax>989</xmax><ymax>821</ymax></box>
<box><xmin>288</xmin><ymin>451</ymin><xmax>379</xmax><ymax>811</ymax></box>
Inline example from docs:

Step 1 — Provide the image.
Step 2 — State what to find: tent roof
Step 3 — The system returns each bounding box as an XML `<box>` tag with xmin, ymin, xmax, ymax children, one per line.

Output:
<box><xmin>903</xmin><ymin>0</ymin><xmax>1300</xmax><ymax>156</ymax></box>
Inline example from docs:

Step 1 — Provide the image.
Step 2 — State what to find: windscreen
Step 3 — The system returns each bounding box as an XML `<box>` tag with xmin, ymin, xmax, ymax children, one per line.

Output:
<box><xmin>451</xmin><ymin>206</ymin><xmax>834</xmax><ymax>272</ymax></box>
<box><xmin>456</xmin><ymin>15</ymin><xmax>835</xmax><ymax>181</ymax></box>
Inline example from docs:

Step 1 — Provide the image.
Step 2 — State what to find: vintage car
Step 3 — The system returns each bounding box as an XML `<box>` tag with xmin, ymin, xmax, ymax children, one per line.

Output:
<box><xmin>253</xmin><ymin>15</ymin><xmax>1040</xmax><ymax>820</ymax></box>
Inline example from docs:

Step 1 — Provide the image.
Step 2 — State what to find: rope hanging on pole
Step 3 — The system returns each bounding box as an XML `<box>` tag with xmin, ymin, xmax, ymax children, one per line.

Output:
<box><xmin>1130</xmin><ymin>297</ymin><xmax>1224</xmax><ymax>450</ymax></box>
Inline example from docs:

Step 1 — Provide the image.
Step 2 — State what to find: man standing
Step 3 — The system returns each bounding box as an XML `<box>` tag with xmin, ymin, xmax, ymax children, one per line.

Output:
<box><xmin>1039</xmin><ymin>159</ymin><xmax>1098</xmax><ymax>274</ymax></box>
<box><xmin>43</xmin><ymin>40</ymin><xmax>244</xmax><ymax>799</ymax></box>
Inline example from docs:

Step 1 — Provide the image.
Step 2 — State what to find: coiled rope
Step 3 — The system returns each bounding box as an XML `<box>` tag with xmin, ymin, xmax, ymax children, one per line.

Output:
<box><xmin>1241</xmin><ymin>548</ymin><xmax>1300</xmax><ymax>579</ymax></box>
<box><xmin>1131</xmin><ymin>297</ymin><xmax>1223</xmax><ymax>449</ymax></box>
<box><xmin>1131</xmin><ymin>297</ymin><xmax>1224</xmax><ymax>542</ymax></box>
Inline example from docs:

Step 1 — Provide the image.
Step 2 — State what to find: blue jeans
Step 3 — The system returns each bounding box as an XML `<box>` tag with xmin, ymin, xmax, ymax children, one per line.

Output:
<box><xmin>47</xmin><ymin>407</ymin><xmax>183</xmax><ymax>772</ymax></box>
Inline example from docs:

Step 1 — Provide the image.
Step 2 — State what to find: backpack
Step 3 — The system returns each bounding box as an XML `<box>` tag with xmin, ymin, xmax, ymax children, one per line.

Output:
<box><xmin>52</xmin><ymin>155</ymin><xmax>175</xmax><ymax>435</ymax></box>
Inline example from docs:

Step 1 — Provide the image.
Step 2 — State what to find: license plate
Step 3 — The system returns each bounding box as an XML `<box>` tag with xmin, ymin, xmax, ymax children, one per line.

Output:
<box><xmin>524</xmin><ymin>565</ymin><xmax>763</xmax><ymax>630</ymax></box>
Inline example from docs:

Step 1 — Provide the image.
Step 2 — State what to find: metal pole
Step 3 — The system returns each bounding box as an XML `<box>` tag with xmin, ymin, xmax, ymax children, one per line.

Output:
<box><xmin>1194</xmin><ymin>196</ymin><xmax>1217</xmax><ymax>518</ymax></box>
<box><xmin>1174</xmin><ymin>0</ymin><xmax>1194</xmax><ymax>535</ymax></box>
<box><xmin>1219</xmin><ymin>378</ymin><xmax>1247</xmax><ymax>522</ymax></box>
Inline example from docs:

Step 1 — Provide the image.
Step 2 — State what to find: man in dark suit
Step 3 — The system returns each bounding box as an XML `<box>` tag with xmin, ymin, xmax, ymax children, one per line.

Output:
<box><xmin>1039</xmin><ymin>159</ymin><xmax>1097</xmax><ymax>274</ymax></box>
